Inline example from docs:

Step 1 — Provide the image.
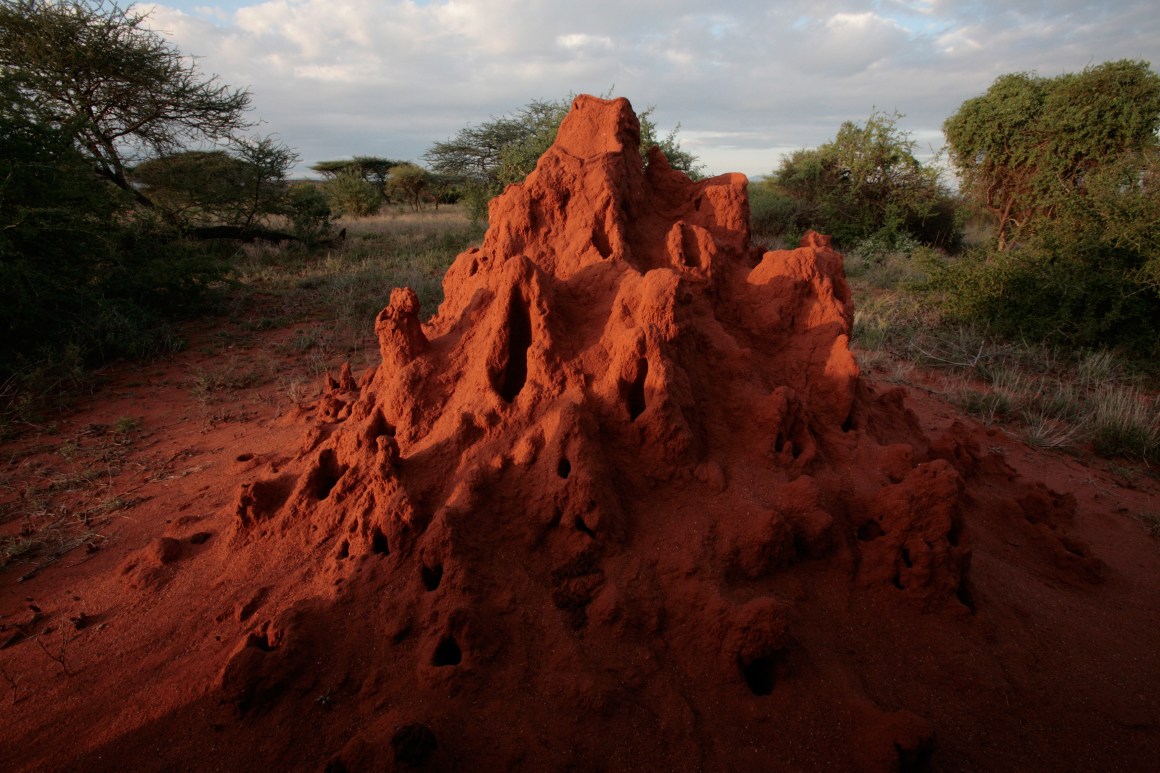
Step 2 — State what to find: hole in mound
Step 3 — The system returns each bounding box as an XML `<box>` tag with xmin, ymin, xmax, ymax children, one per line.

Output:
<box><xmin>367</xmin><ymin>410</ymin><xmax>396</xmax><ymax>441</ymax></box>
<box><xmin>336</xmin><ymin>541</ymin><xmax>349</xmax><ymax>560</ymax></box>
<box><xmin>370</xmin><ymin>527</ymin><xmax>389</xmax><ymax>556</ymax></box>
<box><xmin>857</xmin><ymin>521</ymin><xmax>884</xmax><ymax>542</ymax></box>
<box><xmin>433</xmin><ymin>636</ymin><xmax>461</xmax><ymax>667</ymax></box>
<box><xmin>622</xmin><ymin>358</ymin><xmax>648</xmax><ymax>421</ymax></box>
<box><xmin>495</xmin><ymin>292</ymin><xmax>532</xmax><ymax>403</ymax></box>
<box><xmin>895</xmin><ymin>740</ymin><xmax>935</xmax><ymax>773</ymax></box>
<box><xmin>680</xmin><ymin>225</ymin><xmax>700</xmax><ymax>268</ymax></box>
<box><xmin>244</xmin><ymin>632</ymin><xmax>277</xmax><ymax>652</ymax></box>
<box><xmin>236</xmin><ymin>475</ymin><xmax>296</xmax><ymax>524</ymax></box>
<box><xmin>774</xmin><ymin>432</ymin><xmax>786</xmax><ymax>454</ymax></box>
<box><xmin>392</xmin><ymin>723</ymin><xmax>437</xmax><ymax>766</ymax></box>
<box><xmin>693</xmin><ymin>195</ymin><xmax>703</xmax><ymax>212</ymax></box>
<box><xmin>739</xmin><ymin>651</ymin><xmax>784</xmax><ymax>696</ymax></box>
<box><xmin>576</xmin><ymin>516</ymin><xmax>597</xmax><ymax>539</ymax></box>
<box><xmin>956</xmin><ymin>580</ymin><xmax>976</xmax><ymax>613</ymax></box>
<box><xmin>421</xmin><ymin>563</ymin><xmax>443</xmax><ymax>591</ymax></box>
<box><xmin>900</xmin><ymin>546</ymin><xmax>913</xmax><ymax>568</ymax></box>
<box><xmin>891</xmin><ymin>570</ymin><xmax>905</xmax><ymax>590</ymax></box>
<box><xmin>592</xmin><ymin>223</ymin><xmax>612</xmax><ymax>259</ymax></box>
<box><xmin>236</xmin><ymin>453</ymin><xmax>254</xmax><ymax>462</ymax></box>
<box><xmin>947</xmin><ymin>522</ymin><xmax>962</xmax><ymax>547</ymax></box>
<box><xmin>557</xmin><ymin>458</ymin><xmax>572</xmax><ymax>479</ymax></box>
<box><xmin>841</xmin><ymin>411</ymin><xmax>856</xmax><ymax>433</ymax></box>
<box><xmin>309</xmin><ymin>449</ymin><xmax>347</xmax><ymax>500</ymax></box>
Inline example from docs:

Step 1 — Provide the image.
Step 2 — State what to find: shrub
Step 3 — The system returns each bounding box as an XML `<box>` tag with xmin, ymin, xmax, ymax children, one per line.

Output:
<box><xmin>763</xmin><ymin>111</ymin><xmax>961</xmax><ymax>249</ymax></box>
<box><xmin>748</xmin><ymin>185</ymin><xmax>797</xmax><ymax>241</ymax></box>
<box><xmin>925</xmin><ymin>242</ymin><xmax>1160</xmax><ymax>357</ymax></box>
<box><xmin>286</xmin><ymin>183</ymin><xmax>334</xmax><ymax>246</ymax></box>
<box><xmin>326</xmin><ymin>170</ymin><xmax>382</xmax><ymax>217</ymax></box>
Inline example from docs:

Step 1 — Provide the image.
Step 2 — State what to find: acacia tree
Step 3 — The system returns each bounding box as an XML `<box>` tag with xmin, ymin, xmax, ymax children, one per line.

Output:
<box><xmin>944</xmin><ymin>60</ymin><xmax>1160</xmax><ymax>251</ymax></box>
<box><xmin>131</xmin><ymin>136</ymin><xmax>298</xmax><ymax>230</ymax></box>
<box><xmin>310</xmin><ymin>156</ymin><xmax>403</xmax><ymax>197</ymax></box>
<box><xmin>0</xmin><ymin>0</ymin><xmax>252</xmax><ymax>206</ymax></box>
<box><xmin>387</xmin><ymin>162</ymin><xmax>433</xmax><ymax>212</ymax></box>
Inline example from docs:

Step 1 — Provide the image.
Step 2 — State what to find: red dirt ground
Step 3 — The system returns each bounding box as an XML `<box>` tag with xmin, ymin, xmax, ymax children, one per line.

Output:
<box><xmin>2</xmin><ymin>96</ymin><xmax>1158</xmax><ymax>772</ymax></box>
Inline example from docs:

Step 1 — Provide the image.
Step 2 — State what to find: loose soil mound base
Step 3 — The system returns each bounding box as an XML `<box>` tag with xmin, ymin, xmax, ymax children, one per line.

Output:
<box><xmin>3</xmin><ymin>96</ymin><xmax>1159</xmax><ymax>772</ymax></box>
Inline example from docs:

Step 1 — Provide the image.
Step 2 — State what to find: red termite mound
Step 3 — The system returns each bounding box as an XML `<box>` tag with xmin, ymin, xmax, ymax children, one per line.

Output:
<box><xmin>24</xmin><ymin>96</ymin><xmax>1159</xmax><ymax>771</ymax></box>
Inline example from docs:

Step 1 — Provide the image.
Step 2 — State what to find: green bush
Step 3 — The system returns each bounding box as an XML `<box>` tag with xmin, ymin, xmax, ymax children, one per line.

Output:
<box><xmin>748</xmin><ymin>185</ymin><xmax>797</xmax><ymax>241</ymax></box>
<box><xmin>2</xmin><ymin>73</ymin><xmax>227</xmax><ymax>397</ymax></box>
<box><xmin>763</xmin><ymin>111</ymin><xmax>961</xmax><ymax>250</ymax></box>
<box><xmin>924</xmin><ymin>244</ymin><xmax>1160</xmax><ymax>357</ymax></box>
<box><xmin>928</xmin><ymin>62</ymin><xmax>1160</xmax><ymax>357</ymax></box>
<box><xmin>286</xmin><ymin>183</ymin><xmax>334</xmax><ymax>246</ymax></box>
<box><xmin>130</xmin><ymin>136</ymin><xmax>298</xmax><ymax>229</ymax></box>
<box><xmin>326</xmin><ymin>170</ymin><xmax>382</xmax><ymax>217</ymax></box>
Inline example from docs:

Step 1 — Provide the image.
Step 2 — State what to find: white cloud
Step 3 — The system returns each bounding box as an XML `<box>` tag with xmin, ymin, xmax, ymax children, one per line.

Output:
<box><xmin>556</xmin><ymin>33</ymin><xmax>613</xmax><ymax>51</ymax></box>
<box><xmin>141</xmin><ymin>0</ymin><xmax>1160</xmax><ymax>177</ymax></box>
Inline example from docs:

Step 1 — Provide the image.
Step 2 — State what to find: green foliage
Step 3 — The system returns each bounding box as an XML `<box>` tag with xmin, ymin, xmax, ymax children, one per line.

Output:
<box><xmin>133</xmin><ymin>150</ymin><xmax>248</xmax><ymax>220</ymax></box>
<box><xmin>425</xmin><ymin>95</ymin><xmax>703</xmax><ymax>222</ymax></box>
<box><xmin>1</xmin><ymin>69</ymin><xmax>226</xmax><ymax>412</ymax></box>
<box><xmin>230</xmin><ymin>135</ymin><xmax>299</xmax><ymax>225</ymax></box>
<box><xmin>639</xmin><ymin>106</ymin><xmax>702</xmax><ymax>179</ymax></box>
<box><xmin>0</xmin><ymin>0</ymin><xmax>252</xmax><ymax>204</ymax></box>
<box><xmin>926</xmin><ymin>241</ymin><xmax>1160</xmax><ymax>356</ymax></box>
<box><xmin>936</xmin><ymin>61</ymin><xmax>1160</xmax><ymax>355</ymax></box>
<box><xmin>1</xmin><ymin>72</ymin><xmax>121</xmax><ymax>372</ymax></box>
<box><xmin>762</xmin><ymin>111</ymin><xmax>959</xmax><ymax>249</ymax></box>
<box><xmin>388</xmin><ymin>163</ymin><xmax>434</xmax><ymax>211</ymax></box>
<box><xmin>326</xmin><ymin>169</ymin><xmax>382</xmax><ymax>217</ymax></box>
<box><xmin>285</xmin><ymin>183</ymin><xmax>334</xmax><ymax>246</ymax></box>
<box><xmin>748</xmin><ymin>185</ymin><xmax>797</xmax><ymax>241</ymax></box>
<box><xmin>310</xmin><ymin>156</ymin><xmax>403</xmax><ymax>196</ymax></box>
<box><xmin>944</xmin><ymin>59</ymin><xmax>1160</xmax><ymax>251</ymax></box>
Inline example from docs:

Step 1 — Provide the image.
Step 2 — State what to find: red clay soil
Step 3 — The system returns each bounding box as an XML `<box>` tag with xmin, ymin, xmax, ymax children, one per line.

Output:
<box><xmin>2</xmin><ymin>95</ymin><xmax>1159</xmax><ymax>772</ymax></box>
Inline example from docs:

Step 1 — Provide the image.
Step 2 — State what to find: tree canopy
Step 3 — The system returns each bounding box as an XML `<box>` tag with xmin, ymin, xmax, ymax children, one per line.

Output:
<box><xmin>131</xmin><ymin>136</ymin><xmax>298</xmax><ymax>229</ymax></box>
<box><xmin>933</xmin><ymin>60</ymin><xmax>1160</xmax><ymax>354</ymax></box>
<box><xmin>943</xmin><ymin>59</ymin><xmax>1160</xmax><ymax>251</ymax></box>
<box><xmin>0</xmin><ymin>0</ymin><xmax>252</xmax><ymax>204</ymax></box>
<box><xmin>757</xmin><ymin>111</ymin><xmax>958</xmax><ymax>248</ymax></box>
<box><xmin>1</xmin><ymin>68</ymin><xmax>232</xmax><ymax>383</ymax></box>
<box><xmin>310</xmin><ymin>156</ymin><xmax>405</xmax><ymax>195</ymax></box>
<box><xmin>388</xmin><ymin>163</ymin><xmax>433</xmax><ymax>212</ymax></box>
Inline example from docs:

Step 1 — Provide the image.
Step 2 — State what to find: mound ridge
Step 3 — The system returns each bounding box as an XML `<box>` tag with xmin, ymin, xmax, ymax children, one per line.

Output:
<box><xmin>16</xmin><ymin>95</ymin><xmax>1157</xmax><ymax>773</ymax></box>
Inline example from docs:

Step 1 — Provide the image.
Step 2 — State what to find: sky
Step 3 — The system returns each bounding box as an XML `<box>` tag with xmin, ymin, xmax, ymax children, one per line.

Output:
<box><xmin>142</xmin><ymin>0</ymin><xmax>1160</xmax><ymax>179</ymax></box>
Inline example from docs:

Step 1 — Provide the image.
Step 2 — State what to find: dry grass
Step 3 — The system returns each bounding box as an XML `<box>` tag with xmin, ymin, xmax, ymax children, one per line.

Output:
<box><xmin>229</xmin><ymin>205</ymin><xmax>481</xmax><ymax>336</ymax></box>
<box><xmin>1</xmin><ymin>419</ymin><xmax>144</xmax><ymax>579</ymax></box>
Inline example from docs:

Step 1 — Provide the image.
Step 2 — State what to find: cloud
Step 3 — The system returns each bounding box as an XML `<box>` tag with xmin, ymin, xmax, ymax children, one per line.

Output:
<box><xmin>142</xmin><ymin>0</ymin><xmax>1160</xmax><ymax>178</ymax></box>
<box><xmin>556</xmin><ymin>33</ymin><xmax>614</xmax><ymax>51</ymax></box>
